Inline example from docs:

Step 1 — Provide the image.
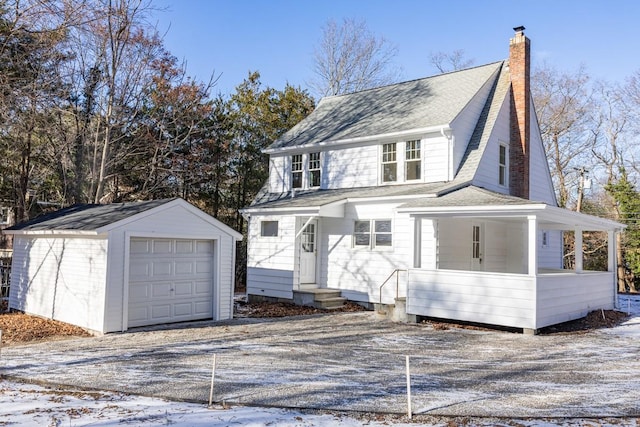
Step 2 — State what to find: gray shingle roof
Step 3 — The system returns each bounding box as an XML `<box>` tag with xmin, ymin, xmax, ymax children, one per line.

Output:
<box><xmin>267</xmin><ymin>62</ymin><xmax>504</xmax><ymax>150</ymax></box>
<box><xmin>7</xmin><ymin>199</ymin><xmax>175</xmax><ymax>231</ymax></box>
<box><xmin>248</xmin><ymin>182</ymin><xmax>459</xmax><ymax>210</ymax></box>
<box><xmin>398</xmin><ymin>186</ymin><xmax>539</xmax><ymax>209</ymax></box>
<box><xmin>453</xmin><ymin>62</ymin><xmax>511</xmax><ymax>185</ymax></box>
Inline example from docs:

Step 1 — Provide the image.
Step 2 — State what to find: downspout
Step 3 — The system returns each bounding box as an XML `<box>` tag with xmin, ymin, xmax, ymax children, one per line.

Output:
<box><xmin>440</xmin><ymin>127</ymin><xmax>453</xmax><ymax>180</ymax></box>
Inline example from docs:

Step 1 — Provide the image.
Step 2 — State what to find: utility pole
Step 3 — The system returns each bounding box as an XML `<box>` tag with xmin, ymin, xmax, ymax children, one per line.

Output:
<box><xmin>576</xmin><ymin>167</ymin><xmax>590</xmax><ymax>213</ymax></box>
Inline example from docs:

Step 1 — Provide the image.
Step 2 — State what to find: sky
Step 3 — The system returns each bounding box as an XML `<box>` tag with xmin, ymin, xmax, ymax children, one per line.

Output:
<box><xmin>150</xmin><ymin>0</ymin><xmax>638</xmax><ymax>97</ymax></box>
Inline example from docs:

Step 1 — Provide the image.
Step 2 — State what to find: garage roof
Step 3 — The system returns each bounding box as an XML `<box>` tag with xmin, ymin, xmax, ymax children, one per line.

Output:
<box><xmin>5</xmin><ymin>198</ymin><xmax>243</xmax><ymax>240</ymax></box>
<box><xmin>6</xmin><ymin>199</ymin><xmax>174</xmax><ymax>232</ymax></box>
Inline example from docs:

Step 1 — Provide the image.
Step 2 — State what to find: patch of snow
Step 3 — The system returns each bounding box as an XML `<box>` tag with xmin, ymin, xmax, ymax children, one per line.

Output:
<box><xmin>605</xmin><ymin>295</ymin><xmax>640</xmax><ymax>337</ymax></box>
<box><xmin>2</xmin><ymin>380</ymin><xmax>638</xmax><ymax>427</ymax></box>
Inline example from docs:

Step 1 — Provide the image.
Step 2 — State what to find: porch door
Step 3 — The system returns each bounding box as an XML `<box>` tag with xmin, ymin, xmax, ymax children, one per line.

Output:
<box><xmin>300</xmin><ymin>220</ymin><xmax>317</xmax><ymax>284</ymax></box>
<box><xmin>471</xmin><ymin>222</ymin><xmax>484</xmax><ymax>271</ymax></box>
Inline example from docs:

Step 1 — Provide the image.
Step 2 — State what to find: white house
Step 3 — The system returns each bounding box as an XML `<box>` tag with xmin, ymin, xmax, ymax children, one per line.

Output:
<box><xmin>241</xmin><ymin>27</ymin><xmax>624</xmax><ymax>333</ymax></box>
<box><xmin>6</xmin><ymin>198</ymin><xmax>242</xmax><ymax>334</ymax></box>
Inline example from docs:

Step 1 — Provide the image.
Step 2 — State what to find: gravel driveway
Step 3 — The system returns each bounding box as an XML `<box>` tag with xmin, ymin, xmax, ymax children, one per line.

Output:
<box><xmin>2</xmin><ymin>311</ymin><xmax>640</xmax><ymax>418</ymax></box>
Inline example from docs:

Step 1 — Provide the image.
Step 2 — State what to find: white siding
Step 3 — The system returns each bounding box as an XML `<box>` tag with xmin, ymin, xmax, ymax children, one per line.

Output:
<box><xmin>472</xmin><ymin>93</ymin><xmax>511</xmax><ymax>193</ymax></box>
<box><xmin>246</xmin><ymin>215</ymin><xmax>296</xmax><ymax>299</ymax></box>
<box><xmin>269</xmin><ymin>155</ymin><xmax>288</xmax><ymax>193</ymax></box>
<box><xmin>407</xmin><ymin>269</ymin><xmax>614</xmax><ymax>330</ymax></box>
<box><xmin>321</xmin><ymin>202</ymin><xmax>412</xmax><ymax>304</ymax></box>
<box><xmin>529</xmin><ymin>104</ymin><xmax>557</xmax><ymax>205</ymax></box>
<box><xmin>538</xmin><ymin>230</ymin><xmax>563</xmax><ymax>269</ymax></box>
<box><xmin>536</xmin><ymin>272</ymin><xmax>614</xmax><ymax>328</ymax></box>
<box><xmin>423</xmin><ymin>135</ymin><xmax>449</xmax><ymax>182</ymax></box>
<box><xmin>407</xmin><ymin>269</ymin><xmax>536</xmax><ymax>329</ymax></box>
<box><xmin>104</xmin><ymin>204</ymin><xmax>237</xmax><ymax>332</ymax></box>
<box><xmin>484</xmin><ymin>220</ymin><xmax>507</xmax><ymax>272</ymax></box>
<box><xmin>506</xmin><ymin>222</ymin><xmax>527</xmax><ymax>273</ymax></box>
<box><xmin>9</xmin><ymin>235</ymin><xmax>108</xmax><ymax>333</ymax></box>
<box><xmin>437</xmin><ymin>219</ymin><xmax>471</xmax><ymax>270</ymax></box>
<box><xmin>419</xmin><ymin>218</ymin><xmax>437</xmax><ymax>269</ymax></box>
<box><xmin>325</xmin><ymin>144</ymin><xmax>378</xmax><ymax>188</ymax></box>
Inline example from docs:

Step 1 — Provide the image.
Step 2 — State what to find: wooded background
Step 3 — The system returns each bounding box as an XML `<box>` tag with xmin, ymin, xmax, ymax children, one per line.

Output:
<box><xmin>2</xmin><ymin>1</ymin><xmax>640</xmax><ymax>291</ymax></box>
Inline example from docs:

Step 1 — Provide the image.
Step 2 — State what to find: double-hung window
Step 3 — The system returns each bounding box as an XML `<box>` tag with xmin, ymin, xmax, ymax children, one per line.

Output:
<box><xmin>499</xmin><ymin>144</ymin><xmax>508</xmax><ymax>187</ymax></box>
<box><xmin>291</xmin><ymin>154</ymin><xmax>303</xmax><ymax>189</ymax></box>
<box><xmin>308</xmin><ymin>152</ymin><xmax>321</xmax><ymax>187</ymax></box>
<box><xmin>381</xmin><ymin>143</ymin><xmax>397</xmax><ymax>183</ymax></box>
<box><xmin>405</xmin><ymin>140</ymin><xmax>421</xmax><ymax>180</ymax></box>
<box><xmin>354</xmin><ymin>219</ymin><xmax>392</xmax><ymax>249</ymax></box>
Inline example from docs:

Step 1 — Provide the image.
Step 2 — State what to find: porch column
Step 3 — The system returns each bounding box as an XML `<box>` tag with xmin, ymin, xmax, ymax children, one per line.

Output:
<box><xmin>607</xmin><ymin>230</ymin><xmax>615</xmax><ymax>272</ymax></box>
<box><xmin>575</xmin><ymin>228</ymin><xmax>583</xmax><ymax>273</ymax></box>
<box><xmin>527</xmin><ymin>215</ymin><xmax>537</xmax><ymax>276</ymax></box>
<box><xmin>412</xmin><ymin>216</ymin><xmax>421</xmax><ymax>268</ymax></box>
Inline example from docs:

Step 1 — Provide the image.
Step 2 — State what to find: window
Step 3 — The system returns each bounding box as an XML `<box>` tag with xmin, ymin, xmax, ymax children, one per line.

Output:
<box><xmin>0</xmin><ymin>207</ymin><xmax>8</xmax><ymax>225</ymax></box>
<box><xmin>405</xmin><ymin>140</ymin><xmax>421</xmax><ymax>180</ymax></box>
<box><xmin>381</xmin><ymin>143</ymin><xmax>397</xmax><ymax>182</ymax></box>
<box><xmin>354</xmin><ymin>220</ymin><xmax>392</xmax><ymax>248</ymax></box>
<box><xmin>374</xmin><ymin>220</ymin><xmax>393</xmax><ymax>247</ymax></box>
<box><xmin>472</xmin><ymin>225</ymin><xmax>481</xmax><ymax>259</ymax></box>
<box><xmin>499</xmin><ymin>144</ymin><xmax>508</xmax><ymax>187</ymax></box>
<box><xmin>308</xmin><ymin>152</ymin><xmax>321</xmax><ymax>187</ymax></box>
<box><xmin>354</xmin><ymin>221</ymin><xmax>371</xmax><ymax>247</ymax></box>
<box><xmin>260</xmin><ymin>221</ymin><xmax>278</xmax><ymax>237</ymax></box>
<box><xmin>291</xmin><ymin>155</ymin><xmax>302</xmax><ymax>189</ymax></box>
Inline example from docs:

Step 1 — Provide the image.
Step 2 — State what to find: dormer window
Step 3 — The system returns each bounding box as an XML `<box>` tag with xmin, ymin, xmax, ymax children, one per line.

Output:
<box><xmin>405</xmin><ymin>140</ymin><xmax>421</xmax><ymax>181</ymax></box>
<box><xmin>291</xmin><ymin>154</ymin><xmax>303</xmax><ymax>189</ymax></box>
<box><xmin>499</xmin><ymin>143</ymin><xmax>508</xmax><ymax>187</ymax></box>
<box><xmin>309</xmin><ymin>152</ymin><xmax>321</xmax><ymax>187</ymax></box>
<box><xmin>382</xmin><ymin>143</ymin><xmax>397</xmax><ymax>182</ymax></box>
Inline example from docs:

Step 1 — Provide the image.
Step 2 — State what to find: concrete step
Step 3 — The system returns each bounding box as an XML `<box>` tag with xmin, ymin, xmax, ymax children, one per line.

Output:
<box><xmin>314</xmin><ymin>296</ymin><xmax>347</xmax><ymax>310</ymax></box>
<box><xmin>293</xmin><ymin>288</ymin><xmax>346</xmax><ymax>309</ymax></box>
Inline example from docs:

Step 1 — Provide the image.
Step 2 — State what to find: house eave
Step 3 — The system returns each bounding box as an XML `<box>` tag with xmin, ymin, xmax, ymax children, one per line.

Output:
<box><xmin>399</xmin><ymin>203</ymin><xmax>625</xmax><ymax>231</ymax></box>
<box><xmin>264</xmin><ymin>125</ymin><xmax>452</xmax><ymax>154</ymax></box>
<box><xmin>3</xmin><ymin>229</ymin><xmax>104</xmax><ymax>237</ymax></box>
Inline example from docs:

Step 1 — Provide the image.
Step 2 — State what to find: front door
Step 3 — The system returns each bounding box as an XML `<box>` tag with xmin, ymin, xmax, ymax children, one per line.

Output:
<box><xmin>471</xmin><ymin>222</ymin><xmax>484</xmax><ymax>271</ymax></box>
<box><xmin>300</xmin><ymin>220</ymin><xmax>317</xmax><ymax>284</ymax></box>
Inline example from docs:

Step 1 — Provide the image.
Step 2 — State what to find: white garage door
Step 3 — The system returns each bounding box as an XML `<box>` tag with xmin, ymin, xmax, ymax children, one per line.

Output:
<box><xmin>128</xmin><ymin>238</ymin><xmax>215</xmax><ymax>328</ymax></box>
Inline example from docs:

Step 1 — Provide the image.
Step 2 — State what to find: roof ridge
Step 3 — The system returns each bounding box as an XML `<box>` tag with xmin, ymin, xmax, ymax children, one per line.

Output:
<box><xmin>321</xmin><ymin>60</ymin><xmax>506</xmax><ymax>100</ymax></box>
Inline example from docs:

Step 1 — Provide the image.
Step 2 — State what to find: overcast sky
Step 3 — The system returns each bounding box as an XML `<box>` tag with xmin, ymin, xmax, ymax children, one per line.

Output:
<box><xmin>150</xmin><ymin>0</ymin><xmax>640</xmax><ymax>96</ymax></box>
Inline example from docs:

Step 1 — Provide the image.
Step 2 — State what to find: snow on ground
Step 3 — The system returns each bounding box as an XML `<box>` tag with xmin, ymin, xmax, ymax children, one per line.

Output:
<box><xmin>1</xmin><ymin>379</ymin><xmax>638</xmax><ymax>427</ymax></box>
<box><xmin>2</xmin><ymin>295</ymin><xmax>640</xmax><ymax>426</ymax></box>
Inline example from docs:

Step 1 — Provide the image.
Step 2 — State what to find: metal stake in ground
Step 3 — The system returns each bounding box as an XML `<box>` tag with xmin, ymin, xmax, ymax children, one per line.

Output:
<box><xmin>208</xmin><ymin>354</ymin><xmax>217</xmax><ymax>408</ymax></box>
<box><xmin>406</xmin><ymin>355</ymin><xmax>412</xmax><ymax>419</ymax></box>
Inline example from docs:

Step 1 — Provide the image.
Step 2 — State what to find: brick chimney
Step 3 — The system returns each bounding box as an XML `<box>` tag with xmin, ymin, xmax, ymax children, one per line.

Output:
<box><xmin>509</xmin><ymin>26</ymin><xmax>530</xmax><ymax>199</ymax></box>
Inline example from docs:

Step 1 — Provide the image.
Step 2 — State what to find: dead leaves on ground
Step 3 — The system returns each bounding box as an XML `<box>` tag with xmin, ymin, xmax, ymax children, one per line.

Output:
<box><xmin>0</xmin><ymin>312</ymin><xmax>90</xmax><ymax>346</ymax></box>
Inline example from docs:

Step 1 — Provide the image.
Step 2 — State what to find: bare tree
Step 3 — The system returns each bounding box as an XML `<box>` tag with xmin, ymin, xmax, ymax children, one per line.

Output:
<box><xmin>429</xmin><ymin>49</ymin><xmax>474</xmax><ymax>73</ymax></box>
<box><xmin>532</xmin><ymin>63</ymin><xmax>594</xmax><ymax>208</ymax></box>
<box><xmin>308</xmin><ymin>18</ymin><xmax>401</xmax><ymax>97</ymax></box>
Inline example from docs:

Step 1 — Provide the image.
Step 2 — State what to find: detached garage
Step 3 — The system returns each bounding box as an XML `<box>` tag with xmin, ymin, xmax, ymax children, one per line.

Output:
<box><xmin>5</xmin><ymin>198</ymin><xmax>242</xmax><ymax>334</ymax></box>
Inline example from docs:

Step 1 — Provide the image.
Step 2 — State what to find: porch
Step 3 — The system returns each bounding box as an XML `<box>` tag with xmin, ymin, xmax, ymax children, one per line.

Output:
<box><xmin>397</xmin><ymin>188</ymin><xmax>625</xmax><ymax>332</ymax></box>
<box><xmin>406</xmin><ymin>269</ymin><xmax>614</xmax><ymax>331</ymax></box>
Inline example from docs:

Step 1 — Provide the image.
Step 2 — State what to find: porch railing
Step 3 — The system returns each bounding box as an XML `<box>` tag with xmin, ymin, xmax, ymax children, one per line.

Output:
<box><xmin>379</xmin><ymin>269</ymin><xmax>407</xmax><ymax>306</ymax></box>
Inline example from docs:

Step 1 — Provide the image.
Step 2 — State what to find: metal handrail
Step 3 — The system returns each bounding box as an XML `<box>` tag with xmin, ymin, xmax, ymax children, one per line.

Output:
<box><xmin>379</xmin><ymin>269</ymin><xmax>407</xmax><ymax>306</ymax></box>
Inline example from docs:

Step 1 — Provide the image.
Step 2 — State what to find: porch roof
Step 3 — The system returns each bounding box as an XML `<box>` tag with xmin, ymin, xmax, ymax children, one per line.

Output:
<box><xmin>242</xmin><ymin>181</ymin><xmax>459</xmax><ymax>215</ymax></box>
<box><xmin>398</xmin><ymin>186</ymin><xmax>625</xmax><ymax>231</ymax></box>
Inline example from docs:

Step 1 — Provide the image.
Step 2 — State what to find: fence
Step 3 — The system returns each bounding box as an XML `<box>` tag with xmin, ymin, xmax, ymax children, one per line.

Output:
<box><xmin>1</xmin><ymin>257</ymin><xmax>10</xmax><ymax>310</ymax></box>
